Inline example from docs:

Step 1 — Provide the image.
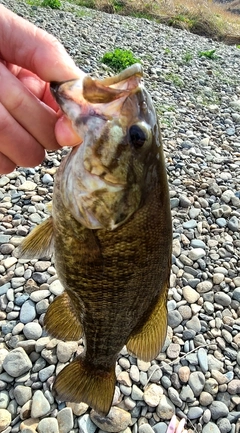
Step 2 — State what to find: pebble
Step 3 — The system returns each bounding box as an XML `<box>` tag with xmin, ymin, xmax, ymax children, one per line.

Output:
<box><xmin>90</xmin><ymin>407</ymin><xmax>131</xmax><ymax>432</ymax></box>
<box><xmin>3</xmin><ymin>348</ymin><xmax>32</xmax><ymax>377</ymax></box>
<box><xmin>202</xmin><ymin>422</ymin><xmax>221</xmax><ymax>433</ymax></box>
<box><xmin>139</xmin><ymin>425</ymin><xmax>155</xmax><ymax>433</ymax></box>
<box><xmin>178</xmin><ymin>366</ymin><xmax>190</xmax><ymax>383</ymax></box>
<box><xmin>156</xmin><ymin>396</ymin><xmax>175</xmax><ymax>420</ymax></box>
<box><xmin>0</xmin><ymin>409</ymin><xmax>11</xmax><ymax>432</ymax></box>
<box><xmin>23</xmin><ymin>323</ymin><xmax>42</xmax><ymax>340</ymax></box>
<box><xmin>13</xmin><ymin>386</ymin><xmax>32</xmax><ymax>406</ymax></box>
<box><xmin>189</xmin><ymin>371</ymin><xmax>205</xmax><ymax>396</ymax></box>
<box><xmin>57</xmin><ymin>407</ymin><xmax>74</xmax><ymax>433</ymax></box>
<box><xmin>66</xmin><ymin>402</ymin><xmax>89</xmax><ymax>416</ymax></box>
<box><xmin>143</xmin><ymin>384</ymin><xmax>163</xmax><ymax>407</ymax></box>
<box><xmin>20</xmin><ymin>300</ymin><xmax>36</xmax><ymax>324</ymax></box>
<box><xmin>198</xmin><ymin>348</ymin><xmax>208</xmax><ymax>373</ymax></box>
<box><xmin>209</xmin><ymin>401</ymin><xmax>229</xmax><ymax>419</ymax></box>
<box><xmin>37</xmin><ymin>418</ymin><xmax>59</xmax><ymax>433</ymax></box>
<box><xmin>31</xmin><ymin>390</ymin><xmax>50</xmax><ymax>418</ymax></box>
<box><xmin>78</xmin><ymin>414</ymin><xmax>97</xmax><ymax>433</ymax></box>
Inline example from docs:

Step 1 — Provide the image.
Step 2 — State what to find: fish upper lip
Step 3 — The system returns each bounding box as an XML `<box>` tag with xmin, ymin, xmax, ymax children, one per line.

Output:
<box><xmin>50</xmin><ymin>81</ymin><xmax>60</xmax><ymax>94</ymax></box>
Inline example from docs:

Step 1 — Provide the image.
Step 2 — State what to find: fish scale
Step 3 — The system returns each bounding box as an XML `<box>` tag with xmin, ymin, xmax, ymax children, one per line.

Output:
<box><xmin>20</xmin><ymin>64</ymin><xmax>172</xmax><ymax>417</ymax></box>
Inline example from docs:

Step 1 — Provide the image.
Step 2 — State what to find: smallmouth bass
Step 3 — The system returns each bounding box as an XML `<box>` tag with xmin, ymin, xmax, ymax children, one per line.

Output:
<box><xmin>20</xmin><ymin>64</ymin><xmax>172</xmax><ymax>416</ymax></box>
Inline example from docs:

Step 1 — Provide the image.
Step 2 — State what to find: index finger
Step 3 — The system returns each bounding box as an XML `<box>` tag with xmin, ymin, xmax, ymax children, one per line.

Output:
<box><xmin>0</xmin><ymin>5</ymin><xmax>84</xmax><ymax>82</ymax></box>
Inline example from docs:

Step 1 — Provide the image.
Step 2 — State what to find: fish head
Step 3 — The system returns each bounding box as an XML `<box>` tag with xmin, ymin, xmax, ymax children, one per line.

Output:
<box><xmin>51</xmin><ymin>64</ymin><xmax>162</xmax><ymax>230</ymax></box>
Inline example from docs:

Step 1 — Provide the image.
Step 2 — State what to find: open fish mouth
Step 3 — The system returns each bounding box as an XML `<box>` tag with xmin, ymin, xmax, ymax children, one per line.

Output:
<box><xmin>50</xmin><ymin>63</ymin><xmax>143</xmax><ymax>121</ymax></box>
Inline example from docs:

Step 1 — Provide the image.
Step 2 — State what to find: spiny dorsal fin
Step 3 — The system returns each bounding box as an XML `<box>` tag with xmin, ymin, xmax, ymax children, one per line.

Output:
<box><xmin>44</xmin><ymin>291</ymin><xmax>83</xmax><ymax>341</ymax></box>
<box><xmin>18</xmin><ymin>217</ymin><xmax>54</xmax><ymax>259</ymax></box>
<box><xmin>54</xmin><ymin>355</ymin><xmax>116</xmax><ymax>416</ymax></box>
<box><xmin>126</xmin><ymin>282</ymin><xmax>168</xmax><ymax>362</ymax></box>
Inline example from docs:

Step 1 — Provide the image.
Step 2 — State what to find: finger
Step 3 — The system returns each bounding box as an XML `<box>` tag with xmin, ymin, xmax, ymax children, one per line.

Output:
<box><xmin>55</xmin><ymin>115</ymin><xmax>83</xmax><ymax>148</ymax></box>
<box><xmin>0</xmin><ymin>102</ymin><xmax>46</xmax><ymax>171</ymax></box>
<box><xmin>17</xmin><ymin>68</ymin><xmax>59</xmax><ymax>111</ymax></box>
<box><xmin>0</xmin><ymin>5</ymin><xmax>85</xmax><ymax>82</ymax></box>
<box><xmin>0</xmin><ymin>152</ymin><xmax>17</xmax><ymax>174</ymax></box>
<box><xmin>0</xmin><ymin>63</ymin><xmax>60</xmax><ymax>151</ymax></box>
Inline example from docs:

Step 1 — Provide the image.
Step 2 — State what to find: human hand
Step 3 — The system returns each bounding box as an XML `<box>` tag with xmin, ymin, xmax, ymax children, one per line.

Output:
<box><xmin>0</xmin><ymin>5</ymin><xmax>83</xmax><ymax>174</ymax></box>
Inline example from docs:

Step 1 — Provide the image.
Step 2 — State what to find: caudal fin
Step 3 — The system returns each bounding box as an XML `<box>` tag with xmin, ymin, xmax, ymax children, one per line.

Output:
<box><xmin>54</xmin><ymin>355</ymin><xmax>116</xmax><ymax>416</ymax></box>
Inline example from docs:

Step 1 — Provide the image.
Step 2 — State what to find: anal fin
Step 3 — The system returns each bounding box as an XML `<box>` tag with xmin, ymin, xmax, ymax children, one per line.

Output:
<box><xmin>18</xmin><ymin>217</ymin><xmax>54</xmax><ymax>259</ymax></box>
<box><xmin>44</xmin><ymin>291</ymin><xmax>83</xmax><ymax>341</ymax></box>
<box><xmin>54</xmin><ymin>355</ymin><xmax>116</xmax><ymax>416</ymax></box>
<box><xmin>126</xmin><ymin>282</ymin><xmax>168</xmax><ymax>362</ymax></box>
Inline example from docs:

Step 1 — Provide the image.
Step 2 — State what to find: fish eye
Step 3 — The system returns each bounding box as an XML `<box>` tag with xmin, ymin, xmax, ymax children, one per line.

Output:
<box><xmin>129</xmin><ymin>125</ymin><xmax>146</xmax><ymax>149</ymax></box>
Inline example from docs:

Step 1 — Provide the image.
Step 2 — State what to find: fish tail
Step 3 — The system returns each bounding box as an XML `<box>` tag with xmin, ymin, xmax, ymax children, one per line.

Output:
<box><xmin>53</xmin><ymin>355</ymin><xmax>116</xmax><ymax>416</ymax></box>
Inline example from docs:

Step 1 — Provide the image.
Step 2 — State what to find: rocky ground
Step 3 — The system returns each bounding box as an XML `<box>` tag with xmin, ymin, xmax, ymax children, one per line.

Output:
<box><xmin>0</xmin><ymin>1</ymin><xmax>240</xmax><ymax>433</ymax></box>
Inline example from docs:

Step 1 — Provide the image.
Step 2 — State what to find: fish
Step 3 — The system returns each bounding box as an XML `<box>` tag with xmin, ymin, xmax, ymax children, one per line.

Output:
<box><xmin>20</xmin><ymin>63</ymin><xmax>172</xmax><ymax>416</ymax></box>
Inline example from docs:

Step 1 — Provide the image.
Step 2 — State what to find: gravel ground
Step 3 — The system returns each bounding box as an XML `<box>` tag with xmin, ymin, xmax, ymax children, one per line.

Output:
<box><xmin>0</xmin><ymin>1</ymin><xmax>240</xmax><ymax>433</ymax></box>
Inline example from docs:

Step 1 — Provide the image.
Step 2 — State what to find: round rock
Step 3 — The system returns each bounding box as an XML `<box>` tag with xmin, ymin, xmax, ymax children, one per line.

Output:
<box><xmin>20</xmin><ymin>300</ymin><xmax>36</xmax><ymax>324</ymax></box>
<box><xmin>3</xmin><ymin>348</ymin><xmax>32</xmax><ymax>378</ymax></box>
<box><xmin>31</xmin><ymin>390</ymin><xmax>50</xmax><ymax>418</ymax></box>
<box><xmin>57</xmin><ymin>407</ymin><xmax>74</xmax><ymax>433</ymax></box>
<box><xmin>23</xmin><ymin>322</ymin><xmax>42</xmax><ymax>340</ymax></box>
<box><xmin>37</xmin><ymin>417</ymin><xmax>59</xmax><ymax>433</ymax></box>
<box><xmin>0</xmin><ymin>409</ymin><xmax>11</xmax><ymax>432</ymax></box>
<box><xmin>90</xmin><ymin>407</ymin><xmax>131</xmax><ymax>432</ymax></box>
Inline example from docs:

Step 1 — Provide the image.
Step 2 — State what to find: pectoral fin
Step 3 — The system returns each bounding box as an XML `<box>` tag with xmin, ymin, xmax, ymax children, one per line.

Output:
<box><xmin>44</xmin><ymin>291</ymin><xmax>83</xmax><ymax>341</ymax></box>
<box><xmin>127</xmin><ymin>283</ymin><xmax>168</xmax><ymax>361</ymax></box>
<box><xmin>18</xmin><ymin>217</ymin><xmax>54</xmax><ymax>259</ymax></box>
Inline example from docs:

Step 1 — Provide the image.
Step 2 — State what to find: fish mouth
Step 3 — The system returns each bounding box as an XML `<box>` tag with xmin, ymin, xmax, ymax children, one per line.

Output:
<box><xmin>50</xmin><ymin>63</ymin><xmax>143</xmax><ymax>119</ymax></box>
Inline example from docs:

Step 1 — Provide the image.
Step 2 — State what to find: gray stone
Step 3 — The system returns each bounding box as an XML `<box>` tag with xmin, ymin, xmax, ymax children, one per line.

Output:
<box><xmin>152</xmin><ymin>422</ymin><xmax>168</xmax><ymax>433</ymax></box>
<box><xmin>233</xmin><ymin>287</ymin><xmax>240</xmax><ymax>302</ymax></box>
<box><xmin>214</xmin><ymin>292</ymin><xmax>231</xmax><ymax>307</ymax></box>
<box><xmin>23</xmin><ymin>322</ymin><xmax>42</xmax><ymax>340</ymax></box>
<box><xmin>179</xmin><ymin>385</ymin><xmax>195</xmax><ymax>402</ymax></box>
<box><xmin>31</xmin><ymin>390</ymin><xmax>50</xmax><ymax>418</ymax></box>
<box><xmin>131</xmin><ymin>384</ymin><xmax>143</xmax><ymax>401</ymax></box>
<box><xmin>38</xmin><ymin>365</ymin><xmax>55</xmax><ymax>382</ymax></box>
<box><xmin>188</xmin><ymin>248</ymin><xmax>206</xmax><ymax>260</ymax></box>
<box><xmin>37</xmin><ymin>418</ymin><xmax>59</xmax><ymax>433</ymax></box>
<box><xmin>198</xmin><ymin>348</ymin><xmax>208</xmax><ymax>373</ymax></box>
<box><xmin>167</xmin><ymin>387</ymin><xmax>182</xmax><ymax>408</ymax></box>
<box><xmin>13</xmin><ymin>386</ymin><xmax>32</xmax><ymax>406</ymax></box>
<box><xmin>156</xmin><ymin>395</ymin><xmax>175</xmax><ymax>420</ymax></box>
<box><xmin>183</xmin><ymin>220</ymin><xmax>197</xmax><ymax>229</ymax></box>
<box><xmin>186</xmin><ymin>316</ymin><xmax>201</xmax><ymax>332</ymax></box>
<box><xmin>228</xmin><ymin>216</ymin><xmax>239</xmax><ymax>232</ymax></box>
<box><xmin>188</xmin><ymin>371</ymin><xmax>205</xmax><ymax>396</ymax></box>
<box><xmin>209</xmin><ymin>401</ymin><xmax>229</xmax><ymax>420</ymax></box>
<box><xmin>217</xmin><ymin>418</ymin><xmax>231</xmax><ymax>433</ymax></box>
<box><xmin>57</xmin><ymin>407</ymin><xmax>74</xmax><ymax>433</ymax></box>
<box><xmin>190</xmin><ymin>239</ymin><xmax>206</xmax><ymax>248</ymax></box>
<box><xmin>3</xmin><ymin>348</ymin><xmax>32</xmax><ymax>378</ymax></box>
<box><xmin>216</xmin><ymin>218</ymin><xmax>227</xmax><ymax>227</ymax></box>
<box><xmin>0</xmin><ymin>391</ymin><xmax>9</xmax><ymax>409</ymax></box>
<box><xmin>139</xmin><ymin>424</ymin><xmax>155</xmax><ymax>433</ymax></box>
<box><xmin>197</xmin><ymin>281</ymin><xmax>213</xmax><ymax>293</ymax></box>
<box><xmin>179</xmin><ymin>195</ymin><xmax>191</xmax><ymax>207</ymax></box>
<box><xmin>20</xmin><ymin>300</ymin><xmax>36</xmax><ymax>324</ymax></box>
<box><xmin>202</xmin><ymin>423</ymin><xmax>220</xmax><ymax>433</ymax></box>
<box><xmin>187</xmin><ymin>407</ymin><xmax>203</xmax><ymax>419</ymax></box>
<box><xmin>90</xmin><ymin>407</ymin><xmax>131</xmax><ymax>432</ymax></box>
<box><xmin>168</xmin><ymin>310</ymin><xmax>182</xmax><ymax>328</ymax></box>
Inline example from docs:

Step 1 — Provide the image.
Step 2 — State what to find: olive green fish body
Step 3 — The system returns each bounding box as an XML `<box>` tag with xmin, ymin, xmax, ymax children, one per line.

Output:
<box><xmin>20</xmin><ymin>64</ymin><xmax>172</xmax><ymax>415</ymax></box>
